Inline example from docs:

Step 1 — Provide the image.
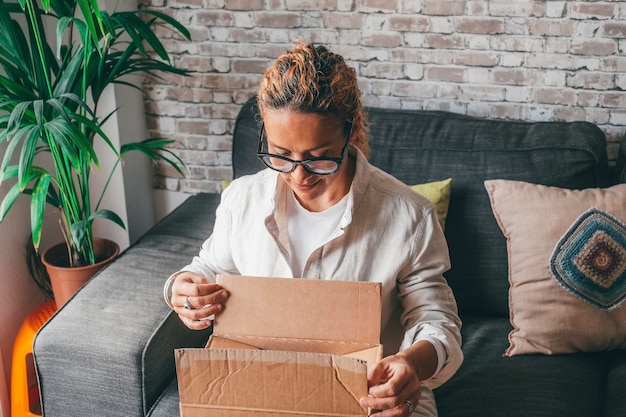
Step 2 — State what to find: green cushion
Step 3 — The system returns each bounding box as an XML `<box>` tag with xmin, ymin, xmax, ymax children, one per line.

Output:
<box><xmin>411</xmin><ymin>178</ymin><xmax>452</xmax><ymax>229</ymax></box>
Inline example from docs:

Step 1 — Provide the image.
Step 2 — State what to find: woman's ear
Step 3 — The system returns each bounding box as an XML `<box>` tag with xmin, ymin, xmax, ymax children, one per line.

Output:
<box><xmin>350</xmin><ymin>113</ymin><xmax>362</xmax><ymax>143</ymax></box>
<box><xmin>350</xmin><ymin>112</ymin><xmax>370</xmax><ymax>159</ymax></box>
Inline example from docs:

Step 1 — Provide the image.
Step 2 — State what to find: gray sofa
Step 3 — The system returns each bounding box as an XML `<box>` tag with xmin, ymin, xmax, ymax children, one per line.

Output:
<box><xmin>34</xmin><ymin>96</ymin><xmax>626</xmax><ymax>417</ymax></box>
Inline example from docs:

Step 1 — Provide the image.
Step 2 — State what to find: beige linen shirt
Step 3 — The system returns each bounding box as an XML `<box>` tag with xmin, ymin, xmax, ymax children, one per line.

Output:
<box><xmin>183</xmin><ymin>147</ymin><xmax>463</xmax><ymax>400</ymax></box>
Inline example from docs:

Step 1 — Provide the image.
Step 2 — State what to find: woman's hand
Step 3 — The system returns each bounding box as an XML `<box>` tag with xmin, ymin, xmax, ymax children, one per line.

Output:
<box><xmin>171</xmin><ymin>271</ymin><xmax>229</xmax><ymax>330</ymax></box>
<box><xmin>360</xmin><ymin>340</ymin><xmax>438</xmax><ymax>416</ymax></box>
<box><xmin>359</xmin><ymin>354</ymin><xmax>421</xmax><ymax>416</ymax></box>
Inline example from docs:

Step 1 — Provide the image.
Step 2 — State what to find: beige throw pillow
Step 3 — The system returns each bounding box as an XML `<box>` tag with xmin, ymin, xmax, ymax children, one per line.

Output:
<box><xmin>484</xmin><ymin>179</ymin><xmax>626</xmax><ymax>356</ymax></box>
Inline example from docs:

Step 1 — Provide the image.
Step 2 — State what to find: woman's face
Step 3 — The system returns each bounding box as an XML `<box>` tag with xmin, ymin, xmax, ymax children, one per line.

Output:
<box><xmin>261</xmin><ymin>109</ymin><xmax>355</xmax><ymax>212</ymax></box>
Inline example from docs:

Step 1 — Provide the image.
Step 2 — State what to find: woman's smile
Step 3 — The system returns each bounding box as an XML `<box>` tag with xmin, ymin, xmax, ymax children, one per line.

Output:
<box><xmin>291</xmin><ymin>177</ymin><xmax>321</xmax><ymax>192</ymax></box>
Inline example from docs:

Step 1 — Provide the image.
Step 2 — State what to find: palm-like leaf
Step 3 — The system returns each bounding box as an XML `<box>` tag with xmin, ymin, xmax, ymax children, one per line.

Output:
<box><xmin>121</xmin><ymin>138</ymin><xmax>186</xmax><ymax>176</ymax></box>
<box><xmin>0</xmin><ymin>0</ymin><xmax>190</xmax><ymax>266</ymax></box>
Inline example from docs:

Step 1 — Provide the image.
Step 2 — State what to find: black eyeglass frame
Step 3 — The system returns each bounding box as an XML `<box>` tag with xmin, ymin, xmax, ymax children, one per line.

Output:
<box><xmin>256</xmin><ymin>122</ymin><xmax>353</xmax><ymax>176</ymax></box>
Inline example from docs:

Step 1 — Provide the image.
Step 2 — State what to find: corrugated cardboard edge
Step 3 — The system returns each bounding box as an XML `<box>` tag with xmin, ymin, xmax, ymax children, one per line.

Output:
<box><xmin>175</xmin><ymin>348</ymin><xmax>369</xmax><ymax>417</ymax></box>
<box><xmin>206</xmin><ymin>336</ymin><xmax>383</xmax><ymax>367</ymax></box>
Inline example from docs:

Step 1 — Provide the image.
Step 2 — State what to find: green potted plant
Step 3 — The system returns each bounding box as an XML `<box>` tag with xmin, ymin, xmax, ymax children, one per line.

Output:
<box><xmin>0</xmin><ymin>0</ymin><xmax>189</xmax><ymax>305</ymax></box>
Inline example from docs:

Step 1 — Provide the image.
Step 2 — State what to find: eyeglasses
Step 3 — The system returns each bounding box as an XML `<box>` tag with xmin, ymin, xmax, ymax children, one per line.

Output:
<box><xmin>256</xmin><ymin>123</ymin><xmax>352</xmax><ymax>176</ymax></box>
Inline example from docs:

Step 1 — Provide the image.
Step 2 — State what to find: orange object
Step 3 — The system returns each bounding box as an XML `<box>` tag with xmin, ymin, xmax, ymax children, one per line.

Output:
<box><xmin>11</xmin><ymin>300</ymin><xmax>57</xmax><ymax>417</ymax></box>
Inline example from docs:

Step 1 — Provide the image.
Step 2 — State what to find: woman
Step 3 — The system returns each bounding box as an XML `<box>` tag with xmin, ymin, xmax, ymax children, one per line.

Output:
<box><xmin>164</xmin><ymin>41</ymin><xmax>462</xmax><ymax>416</ymax></box>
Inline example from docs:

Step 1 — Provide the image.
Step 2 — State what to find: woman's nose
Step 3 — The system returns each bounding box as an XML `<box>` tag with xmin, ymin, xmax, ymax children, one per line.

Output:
<box><xmin>290</xmin><ymin>163</ymin><xmax>311</xmax><ymax>180</ymax></box>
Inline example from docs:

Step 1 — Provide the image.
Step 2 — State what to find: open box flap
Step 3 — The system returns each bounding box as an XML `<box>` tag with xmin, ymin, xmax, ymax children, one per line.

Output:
<box><xmin>214</xmin><ymin>275</ymin><xmax>382</xmax><ymax>347</ymax></box>
<box><xmin>176</xmin><ymin>348</ymin><xmax>368</xmax><ymax>417</ymax></box>
<box><xmin>207</xmin><ymin>336</ymin><xmax>384</xmax><ymax>364</ymax></box>
<box><xmin>207</xmin><ymin>336</ymin><xmax>259</xmax><ymax>350</ymax></box>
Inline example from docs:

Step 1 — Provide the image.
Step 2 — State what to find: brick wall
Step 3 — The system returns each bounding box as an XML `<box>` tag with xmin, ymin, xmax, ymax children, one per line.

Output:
<box><xmin>141</xmin><ymin>0</ymin><xmax>626</xmax><ymax>195</ymax></box>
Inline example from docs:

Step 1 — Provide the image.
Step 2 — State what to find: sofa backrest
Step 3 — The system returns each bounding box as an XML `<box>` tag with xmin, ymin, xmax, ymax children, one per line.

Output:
<box><xmin>232</xmin><ymin>96</ymin><xmax>610</xmax><ymax>318</ymax></box>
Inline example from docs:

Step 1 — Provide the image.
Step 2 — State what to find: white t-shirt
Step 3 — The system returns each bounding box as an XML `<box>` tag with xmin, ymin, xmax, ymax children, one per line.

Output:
<box><xmin>286</xmin><ymin>190</ymin><xmax>348</xmax><ymax>277</ymax></box>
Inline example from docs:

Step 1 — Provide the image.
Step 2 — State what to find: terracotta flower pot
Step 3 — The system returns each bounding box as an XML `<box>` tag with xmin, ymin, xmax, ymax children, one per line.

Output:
<box><xmin>42</xmin><ymin>238</ymin><xmax>120</xmax><ymax>308</ymax></box>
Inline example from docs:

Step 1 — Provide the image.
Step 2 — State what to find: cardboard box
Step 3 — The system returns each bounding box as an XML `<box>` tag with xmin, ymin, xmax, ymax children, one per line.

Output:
<box><xmin>175</xmin><ymin>275</ymin><xmax>383</xmax><ymax>417</ymax></box>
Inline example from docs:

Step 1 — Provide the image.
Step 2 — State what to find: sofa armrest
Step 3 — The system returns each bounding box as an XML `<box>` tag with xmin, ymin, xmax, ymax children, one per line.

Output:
<box><xmin>33</xmin><ymin>193</ymin><xmax>219</xmax><ymax>417</ymax></box>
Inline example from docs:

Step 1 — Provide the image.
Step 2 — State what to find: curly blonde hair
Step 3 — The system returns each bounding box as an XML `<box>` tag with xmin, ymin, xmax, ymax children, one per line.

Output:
<box><xmin>257</xmin><ymin>41</ymin><xmax>370</xmax><ymax>158</ymax></box>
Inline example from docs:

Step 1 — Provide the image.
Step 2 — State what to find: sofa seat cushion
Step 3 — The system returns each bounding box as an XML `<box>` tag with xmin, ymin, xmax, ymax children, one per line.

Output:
<box><xmin>605</xmin><ymin>349</ymin><xmax>626</xmax><ymax>417</ymax></box>
<box><xmin>434</xmin><ymin>316</ymin><xmax>606</xmax><ymax>417</ymax></box>
<box><xmin>147</xmin><ymin>379</ymin><xmax>180</xmax><ymax>417</ymax></box>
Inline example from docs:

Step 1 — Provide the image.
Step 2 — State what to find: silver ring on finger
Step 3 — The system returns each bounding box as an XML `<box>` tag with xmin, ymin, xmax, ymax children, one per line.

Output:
<box><xmin>184</xmin><ymin>296</ymin><xmax>192</xmax><ymax>310</ymax></box>
<box><xmin>404</xmin><ymin>399</ymin><xmax>415</xmax><ymax>414</ymax></box>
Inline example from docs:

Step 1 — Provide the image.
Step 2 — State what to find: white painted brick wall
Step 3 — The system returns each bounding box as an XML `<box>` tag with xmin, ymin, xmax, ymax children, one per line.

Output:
<box><xmin>140</xmin><ymin>0</ymin><xmax>626</xmax><ymax>194</ymax></box>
